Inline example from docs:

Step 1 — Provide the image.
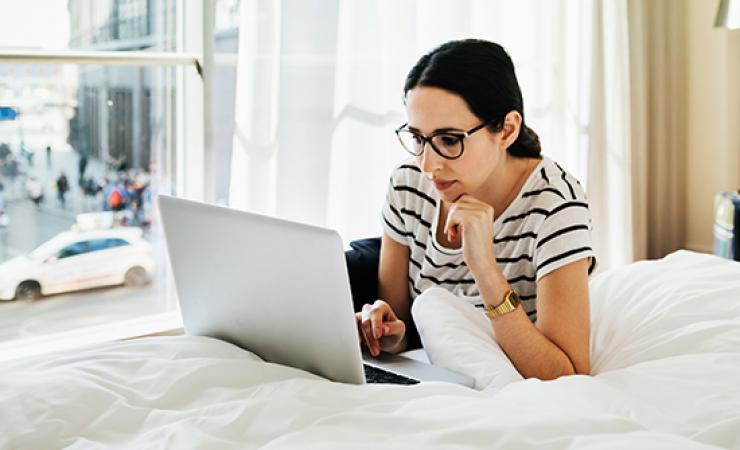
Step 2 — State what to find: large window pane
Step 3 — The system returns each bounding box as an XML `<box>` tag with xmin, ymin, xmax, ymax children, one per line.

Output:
<box><xmin>0</xmin><ymin>0</ymin><xmax>177</xmax><ymax>52</ymax></box>
<box><xmin>0</xmin><ymin>63</ymin><xmax>180</xmax><ymax>343</ymax></box>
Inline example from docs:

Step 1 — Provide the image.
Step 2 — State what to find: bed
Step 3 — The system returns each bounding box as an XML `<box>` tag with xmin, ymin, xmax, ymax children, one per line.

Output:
<box><xmin>1</xmin><ymin>250</ymin><xmax>739</xmax><ymax>449</ymax></box>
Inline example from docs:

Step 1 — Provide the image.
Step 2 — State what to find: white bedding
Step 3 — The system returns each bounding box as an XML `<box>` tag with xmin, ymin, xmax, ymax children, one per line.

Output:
<box><xmin>1</xmin><ymin>250</ymin><xmax>740</xmax><ymax>449</ymax></box>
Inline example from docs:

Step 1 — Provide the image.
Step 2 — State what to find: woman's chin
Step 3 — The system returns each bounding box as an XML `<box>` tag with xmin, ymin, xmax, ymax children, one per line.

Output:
<box><xmin>438</xmin><ymin>189</ymin><xmax>463</xmax><ymax>204</ymax></box>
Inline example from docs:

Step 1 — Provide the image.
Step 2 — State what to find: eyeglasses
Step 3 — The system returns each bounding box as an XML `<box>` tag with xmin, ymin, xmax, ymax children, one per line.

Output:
<box><xmin>394</xmin><ymin>120</ymin><xmax>495</xmax><ymax>160</ymax></box>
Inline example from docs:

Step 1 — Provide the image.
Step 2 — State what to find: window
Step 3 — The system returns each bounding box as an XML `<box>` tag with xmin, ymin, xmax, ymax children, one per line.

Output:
<box><xmin>88</xmin><ymin>238</ymin><xmax>130</xmax><ymax>252</ymax></box>
<box><xmin>0</xmin><ymin>0</ymin><xmax>211</xmax><ymax>360</ymax></box>
<box><xmin>107</xmin><ymin>238</ymin><xmax>130</xmax><ymax>248</ymax></box>
<box><xmin>58</xmin><ymin>241</ymin><xmax>91</xmax><ymax>259</ymax></box>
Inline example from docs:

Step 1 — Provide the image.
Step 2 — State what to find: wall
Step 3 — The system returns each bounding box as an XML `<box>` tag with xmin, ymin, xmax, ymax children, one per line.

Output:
<box><xmin>685</xmin><ymin>0</ymin><xmax>740</xmax><ymax>252</ymax></box>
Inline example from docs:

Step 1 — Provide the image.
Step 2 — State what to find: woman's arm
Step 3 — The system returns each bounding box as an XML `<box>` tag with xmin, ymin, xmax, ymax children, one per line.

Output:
<box><xmin>356</xmin><ymin>233</ymin><xmax>411</xmax><ymax>355</ymax></box>
<box><xmin>476</xmin><ymin>258</ymin><xmax>591</xmax><ymax>379</ymax></box>
<box><xmin>374</xmin><ymin>233</ymin><xmax>412</xmax><ymax>351</ymax></box>
<box><xmin>535</xmin><ymin>258</ymin><xmax>591</xmax><ymax>375</ymax></box>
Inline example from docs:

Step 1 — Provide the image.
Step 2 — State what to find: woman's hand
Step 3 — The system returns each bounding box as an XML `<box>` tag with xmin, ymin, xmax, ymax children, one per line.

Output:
<box><xmin>443</xmin><ymin>194</ymin><xmax>498</xmax><ymax>276</ymax></box>
<box><xmin>355</xmin><ymin>299</ymin><xmax>407</xmax><ymax>356</ymax></box>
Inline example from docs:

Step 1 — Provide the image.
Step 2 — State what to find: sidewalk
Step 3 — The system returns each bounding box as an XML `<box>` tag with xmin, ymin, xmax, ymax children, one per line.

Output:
<box><xmin>8</xmin><ymin>147</ymin><xmax>109</xmax><ymax>220</ymax></box>
<box><xmin>0</xmin><ymin>148</ymin><xmax>113</xmax><ymax>263</ymax></box>
<box><xmin>0</xmin><ymin>200</ymin><xmax>75</xmax><ymax>262</ymax></box>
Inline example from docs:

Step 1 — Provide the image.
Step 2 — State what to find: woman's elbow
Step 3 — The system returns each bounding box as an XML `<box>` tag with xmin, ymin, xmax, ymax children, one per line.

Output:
<box><xmin>550</xmin><ymin>356</ymin><xmax>589</xmax><ymax>380</ymax></box>
<box><xmin>571</xmin><ymin>356</ymin><xmax>590</xmax><ymax>376</ymax></box>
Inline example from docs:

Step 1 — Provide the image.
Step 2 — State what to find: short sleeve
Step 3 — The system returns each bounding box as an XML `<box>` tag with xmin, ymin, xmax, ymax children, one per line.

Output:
<box><xmin>533</xmin><ymin>192</ymin><xmax>597</xmax><ymax>281</ymax></box>
<box><xmin>381</xmin><ymin>176</ymin><xmax>410</xmax><ymax>246</ymax></box>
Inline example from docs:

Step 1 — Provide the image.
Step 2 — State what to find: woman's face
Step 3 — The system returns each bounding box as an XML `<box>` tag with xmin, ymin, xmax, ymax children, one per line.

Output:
<box><xmin>404</xmin><ymin>86</ymin><xmax>506</xmax><ymax>204</ymax></box>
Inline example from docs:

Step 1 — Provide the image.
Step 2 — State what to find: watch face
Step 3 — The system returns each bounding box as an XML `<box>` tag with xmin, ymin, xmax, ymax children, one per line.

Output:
<box><xmin>509</xmin><ymin>291</ymin><xmax>521</xmax><ymax>306</ymax></box>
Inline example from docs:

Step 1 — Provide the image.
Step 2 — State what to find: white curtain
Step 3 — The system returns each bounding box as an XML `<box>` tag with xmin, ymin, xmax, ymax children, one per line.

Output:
<box><xmin>587</xmin><ymin>0</ymin><xmax>635</xmax><ymax>270</ymax></box>
<box><xmin>230</xmin><ymin>1</ymin><xmax>627</xmax><ymax>261</ymax></box>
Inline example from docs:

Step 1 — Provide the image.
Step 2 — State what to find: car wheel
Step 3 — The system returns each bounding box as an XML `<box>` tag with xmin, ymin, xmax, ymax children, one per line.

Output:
<box><xmin>16</xmin><ymin>281</ymin><xmax>41</xmax><ymax>301</ymax></box>
<box><xmin>124</xmin><ymin>266</ymin><xmax>149</xmax><ymax>287</ymax></box>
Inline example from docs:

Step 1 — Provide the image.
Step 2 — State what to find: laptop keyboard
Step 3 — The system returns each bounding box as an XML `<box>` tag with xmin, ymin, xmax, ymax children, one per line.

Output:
<box><xmin>363</xmin><ymin>363</ymin><xmax>420</xmax><ymax>385</ymax></box>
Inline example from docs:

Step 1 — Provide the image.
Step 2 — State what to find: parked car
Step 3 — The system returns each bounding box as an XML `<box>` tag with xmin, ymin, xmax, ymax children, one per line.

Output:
<box><xmin>0</xmin><ymin>227</ymin><xmax>155</xmax><ymax>301</ymax></box>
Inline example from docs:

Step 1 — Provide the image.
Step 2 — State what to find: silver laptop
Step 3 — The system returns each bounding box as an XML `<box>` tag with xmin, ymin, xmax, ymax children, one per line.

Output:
<box><xmin>157</xmin><ymin>194</ymin><xmax>474</xmax><ymax>387</ymax></box>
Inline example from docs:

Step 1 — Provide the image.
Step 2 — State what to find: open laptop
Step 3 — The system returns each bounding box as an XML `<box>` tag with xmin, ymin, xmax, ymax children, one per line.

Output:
<box><xmin>157</xmin><ymin>194</ymin><xmax>474</xmax><ymax>387</ymax></box>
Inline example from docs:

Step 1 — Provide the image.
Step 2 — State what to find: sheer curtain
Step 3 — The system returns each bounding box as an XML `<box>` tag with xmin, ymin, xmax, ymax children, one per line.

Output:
<box><xmin>588</xmin><ymin>0</ymin><xmax>634</xmax><ymax>270</ymax></box>
<box><xmin>229</xmin><ymin>1</ymin><xmax>631</xmax><ymax>267</ymax></box>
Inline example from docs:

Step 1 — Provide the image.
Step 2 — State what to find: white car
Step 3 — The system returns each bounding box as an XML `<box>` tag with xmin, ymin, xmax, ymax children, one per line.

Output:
<box><xmin>0</xmin><ymin>227</ymin><xmax>155</xmax><ymax>301</ymax></box>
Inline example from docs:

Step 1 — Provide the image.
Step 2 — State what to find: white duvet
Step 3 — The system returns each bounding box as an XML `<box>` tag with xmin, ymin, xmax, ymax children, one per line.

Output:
<box><xmin>1</xmin><ymin>250</ymin><xmax>740</xmax><ymax>449</ymax></box>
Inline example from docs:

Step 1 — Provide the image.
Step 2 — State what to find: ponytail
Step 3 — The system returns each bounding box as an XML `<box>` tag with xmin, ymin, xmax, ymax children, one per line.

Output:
<box><xmin>507</xmin><ymin>124</ymin><xmax>541</xmax><ymax>158</ymax></box>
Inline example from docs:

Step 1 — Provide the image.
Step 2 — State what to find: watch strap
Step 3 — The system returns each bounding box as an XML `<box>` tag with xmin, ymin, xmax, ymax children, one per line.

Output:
<box><xmin>484</xmin><ymin>289</ymin><xmax>521</xmax><ymax>319</ymax></box>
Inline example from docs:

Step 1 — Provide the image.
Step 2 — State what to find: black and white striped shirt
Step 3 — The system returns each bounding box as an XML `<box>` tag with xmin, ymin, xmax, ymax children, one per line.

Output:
<box><xmin>381</xmin><ymin>156</ymin><xmax>597</xmax><ymax>323</ymax></box>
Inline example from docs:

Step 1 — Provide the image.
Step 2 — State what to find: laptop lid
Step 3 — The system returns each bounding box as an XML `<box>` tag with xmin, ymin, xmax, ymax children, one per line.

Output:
<box><xmin>156</xmin><ymin>195</ymin><xmax>365</xmax><ymax>384</ymax></box>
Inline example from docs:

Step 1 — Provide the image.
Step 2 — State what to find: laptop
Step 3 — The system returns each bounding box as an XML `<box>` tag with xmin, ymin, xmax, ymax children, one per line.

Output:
<box><xmin>157</xmin><ymin>194</ymin><xmax>475</xmax><ymax>387</ymax></box>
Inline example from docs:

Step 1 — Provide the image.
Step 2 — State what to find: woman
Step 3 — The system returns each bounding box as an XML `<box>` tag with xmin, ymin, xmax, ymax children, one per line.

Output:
<box><xmin>355</xmin><ymin>39</ymin><xmax>597</xmax><ymax>380</ymax></box>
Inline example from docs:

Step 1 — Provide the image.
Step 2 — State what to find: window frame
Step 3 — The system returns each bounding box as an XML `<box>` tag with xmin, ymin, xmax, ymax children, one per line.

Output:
<box><xmin>0</xmin><ymin>0</ymin><xmax>218</xmax><ymax>358</ymax></box>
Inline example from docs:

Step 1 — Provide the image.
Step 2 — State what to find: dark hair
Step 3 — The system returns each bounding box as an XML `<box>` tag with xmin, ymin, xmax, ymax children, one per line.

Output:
<box><xmin>403</xmin><ymin>39</ymin><xmax>541</xmax><ymax>158</ymax></box>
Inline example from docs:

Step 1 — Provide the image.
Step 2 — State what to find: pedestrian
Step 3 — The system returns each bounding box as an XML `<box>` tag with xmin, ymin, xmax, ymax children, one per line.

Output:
<box><xmin>25</xmin><ymin>176</ymin><xmax>43</xmax><ymax>208</ymax></box>
<box><xmin>101</xmin><ymin>177</ymin><xmax>113</xmax><ymax>211</ymax></box>
<box><xmin>4</xmin><ymin>155</ymin><xmax>21</xmax><ymax>200</ymax></box>
<box><xmin>0</xmin><ymin>182</ymin><xmax>7</xmax><ymax>228</ymax></box>
<box><xmin>20</xmin><ymin>143</ymin><xmax>33</xmax><ymax>166</ymax></box>
<box><xmin>81</xmin><ymin>177</ymin><xmax>102</xmax><ymax>212</ymax></box>
<box><xmin>78</xmin><ymin>153</ymin><xmax>88</xmax><ymax>185</ymax></box>
<box><xmin>45</xmin><ymin>145</ymin><xmax>51</xmax><ymax>167</ymax></box>
<box><xmin>106</xmin><ymin>181</ymin><xmax>125</xmax><ymax>212</ymax></box>
<box><xmin>56</xmin><ymin>172</ymin><xmax>69</xmax><ymax>208</ymax></box>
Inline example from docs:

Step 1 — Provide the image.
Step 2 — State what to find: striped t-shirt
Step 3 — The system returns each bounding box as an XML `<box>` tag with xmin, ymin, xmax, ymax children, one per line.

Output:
<box><xmin>381</xmin><ymin>155</ymin><xmax>597</xmax><ymax>323</ymax></box>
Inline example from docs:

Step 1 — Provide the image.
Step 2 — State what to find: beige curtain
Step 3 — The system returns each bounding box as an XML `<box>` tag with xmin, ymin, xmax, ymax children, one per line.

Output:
<box><xmin>588</xmin><ymin>0</ymin><xmax>688</xmax><ymax>270</ymax></box>
<box><xmin>627</xmin><ymin>0</ymin><xmax>688</xmax><ymax>261</ymax></box>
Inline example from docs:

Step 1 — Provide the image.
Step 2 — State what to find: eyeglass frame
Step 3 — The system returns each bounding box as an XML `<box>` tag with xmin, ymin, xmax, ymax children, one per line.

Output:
<box><xmin>394</xmin><ymin>119</ymin><xmax>499</xmax><ymax>160</ymax></box>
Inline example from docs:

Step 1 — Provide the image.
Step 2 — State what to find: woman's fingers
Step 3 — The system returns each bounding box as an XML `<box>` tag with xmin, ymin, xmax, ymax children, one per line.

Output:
<box><xmin>357</xmin><ymin>300</ymin><xmax>407</xmax><ymax>356</ymax></box>
<box><xmin>383</xmin><ymin>319</ymin><xmax>405</xmax><ymax>337</ymax></box>
<box><xmin>444</xmin><ymin>203</ymin><xmax>466</xmax><ymax>242</ymax></box>
<box><xmin>354</xmin><ymin>312</ymin><xmax>363</xmax><ymax>345</ymax></box>
<box><xmin>361</xmin><ymin>304</ymin><xmax>381</xmax><ymax>356</ymax></box>
<box><xmin>356</xmin><ymin>311</ymin><xmax>373</xmax><ymax>351</ymax></box>
<box><xmin>361</xmin><ymin>320</ymin><xmax>378</xmax><ymax>355</ymax></box>
<box><xmin>371</xmin><ymin>299</ymin><xmax>396</xmax><ymax>338</ymax></box>
<box><xmin>443</xmin><ymin>203</ymin><xmax>457</xmax><ymax>235</ymax></box>
<box><xmin>378</xmin><ymin>319</ymin><xmax>406</xmax><ymax>353</ymax></box>
<box><xmin>444</xmin><ymin>196</ymin><xmax>495</xmax><ymax>241</ymax></box>
<box><xmin>370</xmin><ymin>311</ymin><xmax>382</xmax><ymax>340</ymax></box>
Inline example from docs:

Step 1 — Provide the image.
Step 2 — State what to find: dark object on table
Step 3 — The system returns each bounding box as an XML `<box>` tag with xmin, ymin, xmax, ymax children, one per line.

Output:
<box><xmin>713</xmin><ymin>191</ymin><xmax>740</xmax><ymax>261</ymax></box>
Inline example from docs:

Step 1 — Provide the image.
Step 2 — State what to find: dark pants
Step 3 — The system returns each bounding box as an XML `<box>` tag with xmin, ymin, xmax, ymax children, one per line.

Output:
<box><xmin>345</xmin><ymin>237</ymin><xmax>421</xmax><ymax>350</ymax></box>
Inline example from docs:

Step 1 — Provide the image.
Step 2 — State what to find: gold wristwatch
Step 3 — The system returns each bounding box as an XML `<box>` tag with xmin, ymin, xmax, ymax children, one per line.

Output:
<box><xmin>484</xmin><ymin>289</ymin><xmax>521</xmax><ymax>319</ymax></box>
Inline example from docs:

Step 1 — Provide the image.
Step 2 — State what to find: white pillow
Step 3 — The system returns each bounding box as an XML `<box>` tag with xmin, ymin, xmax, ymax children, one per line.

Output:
<box><xmin>410</xmin><ymin>287</ymin><xmax>523</xmax><ymax>390</ymax></box>
<box><xmin>408</xmin><ymin>251</ymin><xmax>740</xmax><ymax>388</ymax></box>
<box><xmin>589</xmin><ymin>250</ymin><xmax>740</xmax><ymax>374</ymax></box>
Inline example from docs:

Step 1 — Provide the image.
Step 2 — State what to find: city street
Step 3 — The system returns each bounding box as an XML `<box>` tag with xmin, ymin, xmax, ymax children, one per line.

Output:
<box><xmin>0</xmin><ymin>283</ymin><xmax>170</xmax><ymax>342</ymax></box>
<box><xmin>0</xmin><ymin>148</ymin><xmax>168</xmax><ymax>343</ymax></box>
<box><xmin>1</xmin><ymin>147</ymin><xmax>108</xmax><ymax>260</ymax></box>
<box><xmin>0</xmin><ymin>199</ymin><xmax>76</xmax><ymax>262</ymax></box>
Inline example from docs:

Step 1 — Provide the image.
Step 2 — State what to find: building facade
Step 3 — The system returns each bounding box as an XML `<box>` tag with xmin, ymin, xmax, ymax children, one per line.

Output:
<box><xmin>67</xmin><ymin>0</ymin><xmax>238</xmax><ymax>185</ymax></box>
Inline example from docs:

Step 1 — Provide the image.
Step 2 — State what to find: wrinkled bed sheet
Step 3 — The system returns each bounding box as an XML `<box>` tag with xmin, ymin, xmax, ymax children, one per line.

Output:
<box><xmin>1</xmin><ymin>250</ymin><xmax>739</xmax><ymax>449</ymax></box>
